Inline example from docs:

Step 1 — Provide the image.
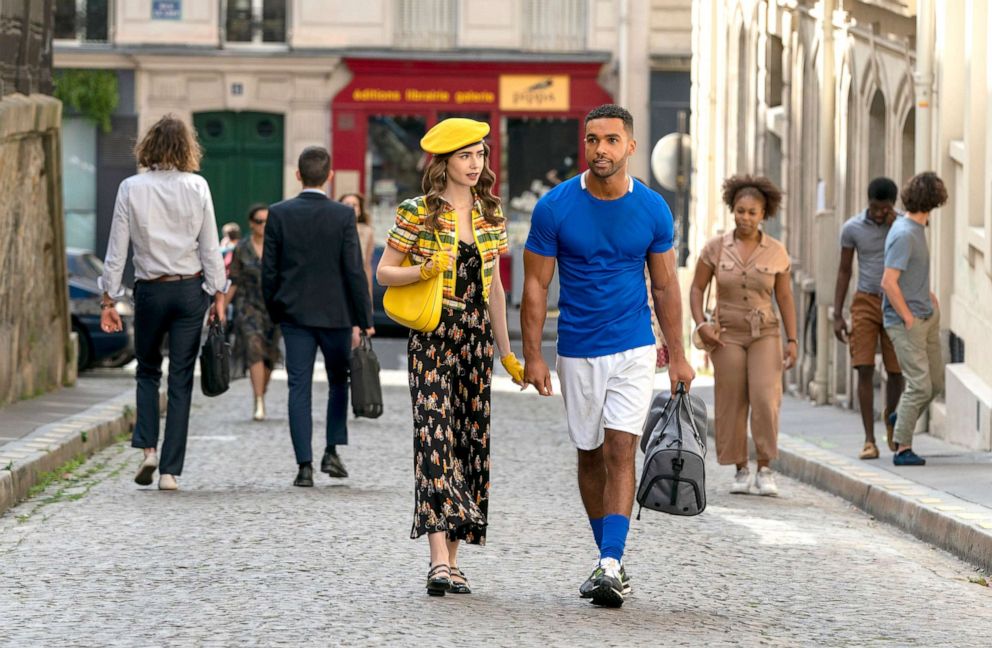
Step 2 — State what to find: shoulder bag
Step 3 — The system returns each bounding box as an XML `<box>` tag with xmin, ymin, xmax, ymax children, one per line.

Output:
<box><xmin>383</xmin><ymin>228</ymin><xmax>447</xmax><ymax>332</ymax></box>
<box><xmin>692</xmin><ymin>244</ymin><xmax>722</xmax><ymax>350</ymax></box>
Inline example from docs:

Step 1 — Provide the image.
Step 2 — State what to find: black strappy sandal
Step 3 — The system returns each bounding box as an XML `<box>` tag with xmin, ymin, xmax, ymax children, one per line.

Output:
<box><xmin>426</xmin><ymin>564</ymin><xmax>451</xmax><ymax>597</ymax></box>
<box><xmin>449</xmin><ymin>567</ymin><xmax>471</xmax><ymax>594</ymax></box>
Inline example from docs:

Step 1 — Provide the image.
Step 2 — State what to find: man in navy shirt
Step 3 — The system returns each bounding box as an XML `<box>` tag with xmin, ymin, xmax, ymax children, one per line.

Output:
<box><xmin>521</xmin><ymin>104</ymin><xmax>695</xmax><ymax>607</ymax></box>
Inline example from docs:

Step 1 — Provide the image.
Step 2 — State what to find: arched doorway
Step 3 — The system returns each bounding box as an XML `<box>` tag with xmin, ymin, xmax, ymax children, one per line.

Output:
<box><xmin>193</xmin><ymin>111</ymin><xmax>284</xmax><ymax>230</ymax></box>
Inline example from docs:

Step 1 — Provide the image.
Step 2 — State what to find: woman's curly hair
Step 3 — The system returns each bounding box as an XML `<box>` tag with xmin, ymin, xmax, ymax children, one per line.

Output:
<box><xmin>721</xmin><ymin>174</ymin><xmax>783</xmax><ymax>218</ymax></box>
<box><xmin>900</xmin><ymin>172</ymin><xmax>948</xmax><ymax>213</ymax></box>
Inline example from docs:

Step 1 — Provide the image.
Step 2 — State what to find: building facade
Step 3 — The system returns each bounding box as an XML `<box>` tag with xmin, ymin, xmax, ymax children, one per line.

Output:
<box><xmin>692</xmin><ymin>0</ymin><xmax>992</xmax><ymax>450</ymax></box>
<box><xmin>54</xmin><ymin>0</ymin><xmax>692</xmax><ymax>270</ymax></box>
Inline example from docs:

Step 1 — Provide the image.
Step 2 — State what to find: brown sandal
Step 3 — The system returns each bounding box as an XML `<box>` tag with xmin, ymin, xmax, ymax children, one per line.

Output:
<box><xmin>426</xmin><ymin>564</ymin><xmax>451</xmax><ymax>597</ymax></box>
<box><xmin>449</xmin><ymin>567</ymin><xmax>472</xmax><ymax>594</ymax></box>
<box><xmin>858</xmin><ymin>442</ymin><xmax>879</xmax><ymax>460</ymax></box>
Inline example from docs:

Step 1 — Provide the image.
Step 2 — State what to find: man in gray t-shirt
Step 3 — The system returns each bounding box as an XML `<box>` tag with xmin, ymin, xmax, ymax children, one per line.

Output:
<box><xmin>881</xmin><ymin>172</ymin><xmax>948</xmax><ymax>467</ymax></box>
<box><xmin>833</xmin><ymin>178</ymin><xmax>904</xmax><ymax>460</ymax></box>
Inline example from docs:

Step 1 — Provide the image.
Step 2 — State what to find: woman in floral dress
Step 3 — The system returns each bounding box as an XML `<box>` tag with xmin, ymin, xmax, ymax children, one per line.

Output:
<box><xmin>227</xmin><ymin>203</ymin><xmax>281</xmax><ymax>421</ymax></box>
<box><xmin>376</xmin><ymin>118</ymin><xmax>525</xmax><ymax>597</ymax></box>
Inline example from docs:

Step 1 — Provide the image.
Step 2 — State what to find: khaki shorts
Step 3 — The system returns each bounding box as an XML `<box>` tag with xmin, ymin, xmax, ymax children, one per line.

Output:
<box><xmin>850</xmin><ymin>291</ymin><xmax>901</xmax><ymax>373</ymax></box>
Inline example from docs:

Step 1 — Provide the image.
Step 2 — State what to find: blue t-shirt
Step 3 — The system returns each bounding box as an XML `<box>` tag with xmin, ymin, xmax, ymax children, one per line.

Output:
<box><xmin>525</xmin><ymin>173</ymin><xmax>674</xmax><ymax>358</ymax></box>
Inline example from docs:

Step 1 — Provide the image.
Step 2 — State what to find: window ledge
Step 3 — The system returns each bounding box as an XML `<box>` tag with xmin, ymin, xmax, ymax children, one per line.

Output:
<box><xmin>968</xmin><ymin>226</ymin><xmax>986</xmax><ymax>252</ymax></box>
<box><xmin>949</xmin><ymin>139</ymin><xmax>965</xmax><ymax>165</ymax></box>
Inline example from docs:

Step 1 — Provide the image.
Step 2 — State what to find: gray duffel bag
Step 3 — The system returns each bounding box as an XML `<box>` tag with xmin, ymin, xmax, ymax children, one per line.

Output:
<box><xmin>636</xmin><ymin>382</ymin><xmax>708</xmax><ymax>517</ymax></box>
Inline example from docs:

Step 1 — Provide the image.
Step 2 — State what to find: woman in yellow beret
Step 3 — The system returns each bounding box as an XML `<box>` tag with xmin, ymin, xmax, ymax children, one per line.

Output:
<box><xmin>377</xmin><ymin>117</ymin><xmax>525</xmax><ymax>597</ymax></box>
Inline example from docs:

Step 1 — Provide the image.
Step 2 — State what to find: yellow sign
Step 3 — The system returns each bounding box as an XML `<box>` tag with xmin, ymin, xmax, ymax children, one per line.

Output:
<box><xmin>499</xmin><ymin>75</ymin><xmax>570</xmax><ymax>111</ymax></box>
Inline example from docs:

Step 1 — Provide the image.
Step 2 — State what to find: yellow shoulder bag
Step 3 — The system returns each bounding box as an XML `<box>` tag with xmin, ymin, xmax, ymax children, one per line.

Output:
<box><xmin>383</xmin><ymin>228</ymin><xmax>447</xmax><ymax>332</ymax></box>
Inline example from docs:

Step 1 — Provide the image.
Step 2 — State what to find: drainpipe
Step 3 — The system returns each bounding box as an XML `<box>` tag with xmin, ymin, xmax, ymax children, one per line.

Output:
<box><xmin>914</xmin><ymin>0</ymin><xmax>934</xmax><ymax>172</ymax></box>
<box><xmin>618</xmin><ymin>0</ymin><xmax>629</xmax><ymax>108</ymax></box>
<box><xmin>811</xmin><ymin>0</ymin><xmax>836</xmax><ymax>405</ymax></box>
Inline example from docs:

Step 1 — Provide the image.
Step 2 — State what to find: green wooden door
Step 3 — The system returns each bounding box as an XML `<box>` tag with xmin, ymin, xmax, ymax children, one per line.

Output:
<box><xmin>194</xmin><ymin>111</ymin><xmax>284</xmax><ymax>231</ymax></box>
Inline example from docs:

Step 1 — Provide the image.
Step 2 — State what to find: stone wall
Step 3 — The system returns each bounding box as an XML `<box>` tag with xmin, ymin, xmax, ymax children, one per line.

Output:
<box><xmin>0</xmin><ymin>2</ymin><xmax>72</xmax><ymax>405</ymax></box>
<box><xmin>0</xmin><ymin>94</ymin><xmax>72</xmax><ymax>405</ymax></box>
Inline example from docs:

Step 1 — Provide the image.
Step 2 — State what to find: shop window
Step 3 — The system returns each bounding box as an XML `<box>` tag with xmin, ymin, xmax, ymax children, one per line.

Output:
<box><xmin>226</xmin><ymin>0</ymin><xmax>286</xmax><ymax>44</ymax></box>
<box><xmin>367</xmin><ymin>115</ymin><xmax>428</xmax><ymax>234</ymax></box>
<box><xmin>54</xmin><ymin>0</ymin><xmax>108</xmax><ymax>42</ymax></box>
<box><xmin>63</xmin><ymin>116</ymin><xmax>98</xmax><ymax>251</ymax></box>
<box><xmin>504</xmin><ymin>117</ymin><xmax>579</xmax><ymax>217</ymax></box>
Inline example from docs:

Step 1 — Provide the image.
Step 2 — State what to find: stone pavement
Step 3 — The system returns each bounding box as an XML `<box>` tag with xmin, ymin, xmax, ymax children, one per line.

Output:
<box><xmin>1</xmin><ymin>376</ymin><xmax>991</xmax><ymax>646</ymax></box>
<box><xmin>692</xmin><ymin>385</ymin><xmax>992</xmax><ymax>572</ymax></box>
<box><xmin>0</xmin><ymin>371</ymin><xmax>132</xmax><ymax>449</ymax></box>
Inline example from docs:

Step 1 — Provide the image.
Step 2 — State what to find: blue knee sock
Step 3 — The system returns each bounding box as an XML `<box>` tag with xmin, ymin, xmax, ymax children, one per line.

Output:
<box><xmin>599</xmin><ymin>514</ymin><xmax>630</xmax><ymax>562</ymax></box>
<box><xmin>589</xmin><ymin>517</ymin><xmax>604</xmax><ymax>550</ymax></box>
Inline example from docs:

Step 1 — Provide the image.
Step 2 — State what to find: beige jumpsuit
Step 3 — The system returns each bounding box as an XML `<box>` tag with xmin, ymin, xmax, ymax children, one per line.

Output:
<box><xmin>700</xmin><ymin>231</ymin><xmax>792</xmax><ymax>466</ymax></box>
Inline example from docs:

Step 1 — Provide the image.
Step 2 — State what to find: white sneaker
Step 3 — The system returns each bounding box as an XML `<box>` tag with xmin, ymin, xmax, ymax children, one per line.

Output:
<box><xmin>730</xmin><ymin>467</ymin><xmax>752</xmax><ymax>494</ymax></box>
<box><xmin>158</xmin><ymin>474</ymin><xmax>178</xmax><ymax>491</ymax></box>
<box><xmin>755</xmin><ymin>467</ymin><xmax>779</xmax><ymax>497</ymax></box>
<box><xmin>134</xmin><ymin>452</ymin><xmax>158</xmax><ymax>486</ymax></box>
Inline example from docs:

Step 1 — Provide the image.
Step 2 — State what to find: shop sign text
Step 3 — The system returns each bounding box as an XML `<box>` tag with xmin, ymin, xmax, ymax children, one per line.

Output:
<box><xmin>351</xmin><ymin>87</ymin><xmax>496</xmax><ymax>105</ymax></box>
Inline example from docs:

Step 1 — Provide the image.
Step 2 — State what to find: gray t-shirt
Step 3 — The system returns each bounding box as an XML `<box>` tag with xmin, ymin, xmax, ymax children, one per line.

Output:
<box><xmin>882</xmin><ymin>216</ymin><xmax>933</xmax><ymax>327</ymax></box>
<box><xmin>840</xmin><ymin>209</ymin><xmax>892</xmax><ymax>294</ymax></box>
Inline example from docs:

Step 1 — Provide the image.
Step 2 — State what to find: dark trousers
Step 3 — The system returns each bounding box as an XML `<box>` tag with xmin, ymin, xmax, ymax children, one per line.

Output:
<box><xmin>132</xmin><ymin>278</ymin><xmax>209</xmax><ymax>476</ymax></box>
<box><xmin>281</xmin><ymin>323</ymin><xmax>351</xmax><ymax>464</ymax></box>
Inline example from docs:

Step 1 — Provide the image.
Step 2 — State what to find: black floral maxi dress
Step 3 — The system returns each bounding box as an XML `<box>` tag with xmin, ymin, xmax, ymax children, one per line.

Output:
<box><xmin>409</xmin><ymin>240</ymin><xmax>493</xmax><ymax>544</ymax></box>
<box><xmin>229</xmin><ymin>239</ymin><xmax>281</xmax><ymax>371</ymax></box>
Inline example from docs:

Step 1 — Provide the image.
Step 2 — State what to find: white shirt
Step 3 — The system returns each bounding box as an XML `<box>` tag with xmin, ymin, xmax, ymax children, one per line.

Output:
<box><xmin>98</xmin><ymin>170</ymin><xmax>228</xmax><ymax>298</ymax></box>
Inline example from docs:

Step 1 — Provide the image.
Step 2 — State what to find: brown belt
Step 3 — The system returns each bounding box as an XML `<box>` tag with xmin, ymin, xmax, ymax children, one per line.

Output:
<box><xmin>140</xmin><ymin>271</ymin><xmax>203</xmax><ymax>283</ymax></box>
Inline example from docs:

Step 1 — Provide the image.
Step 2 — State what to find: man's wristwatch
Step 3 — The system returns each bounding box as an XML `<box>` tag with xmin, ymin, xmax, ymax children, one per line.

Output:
<box><xmin>101</xmin><ymin>301</ymin><xmax>115</xmax><ymax>311</ymax></box>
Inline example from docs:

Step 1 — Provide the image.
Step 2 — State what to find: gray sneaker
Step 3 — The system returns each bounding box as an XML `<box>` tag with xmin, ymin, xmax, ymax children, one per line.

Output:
<box><xmin>580</xmin><ymin>561</ymin><xmax>631</xmax><ymax>598</ymax></box>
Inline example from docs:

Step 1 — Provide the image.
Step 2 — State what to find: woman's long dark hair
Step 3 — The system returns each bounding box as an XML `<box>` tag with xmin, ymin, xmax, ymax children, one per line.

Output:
<box><xmin>422</xmin><ymin>141</ymin><xmax>502</xmax><ymax>232</ymax></box>
<box><xmin>338</xmin><ymin>192</ymin><xmax>371</xmax><ymax>225</ymax></box>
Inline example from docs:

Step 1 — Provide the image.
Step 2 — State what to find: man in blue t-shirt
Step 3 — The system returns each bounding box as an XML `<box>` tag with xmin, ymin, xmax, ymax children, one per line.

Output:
<box><xmin>521</xmin><ymin>104</ymin><xmax>695</xmax><ymax>608</ymax></box>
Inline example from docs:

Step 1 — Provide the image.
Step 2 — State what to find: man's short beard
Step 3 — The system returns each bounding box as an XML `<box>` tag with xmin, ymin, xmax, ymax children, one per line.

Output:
<box><xmin>589</xmin><ymin>159</ymin><xmax>625</xmax><ymax>179</ymax></box>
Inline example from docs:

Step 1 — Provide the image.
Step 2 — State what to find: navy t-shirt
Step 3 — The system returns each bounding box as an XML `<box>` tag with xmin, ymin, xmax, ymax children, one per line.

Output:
<box><xmin>525</xmin><ymin>173</ymin><xmax>674</xmax><ymax>358</ymax></box>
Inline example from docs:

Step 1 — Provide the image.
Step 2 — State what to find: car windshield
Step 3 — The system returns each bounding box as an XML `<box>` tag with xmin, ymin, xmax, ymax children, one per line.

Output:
<box><xmin>67</xmin><ymin>252</ymin><xmax>104</xmax><ymax>281</ymax></box>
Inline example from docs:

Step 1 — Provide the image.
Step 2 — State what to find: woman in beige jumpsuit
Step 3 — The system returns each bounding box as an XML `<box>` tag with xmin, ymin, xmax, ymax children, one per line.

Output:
<box><xmin>690</xmin><ymin>175</ymin><xmax>798</xmax><ymax>496</ymax></box>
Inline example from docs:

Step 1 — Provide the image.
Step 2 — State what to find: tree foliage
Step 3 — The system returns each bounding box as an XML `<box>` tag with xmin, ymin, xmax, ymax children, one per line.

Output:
<box><xmin>53</xmin><ymin>70</ymin><xmax>118</xmax><ymax>132</ymax></box>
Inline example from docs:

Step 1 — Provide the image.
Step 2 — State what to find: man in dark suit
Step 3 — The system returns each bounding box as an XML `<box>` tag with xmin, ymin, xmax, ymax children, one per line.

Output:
<box><xmin>263</xmin><ymin>146</ymin><xmax>374</xmax><ymax>487</ymax></box>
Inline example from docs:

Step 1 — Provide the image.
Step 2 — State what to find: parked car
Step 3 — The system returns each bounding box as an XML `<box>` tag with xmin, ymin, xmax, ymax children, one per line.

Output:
<box><xmin>66</xmin><ymin>248</ymin><xmax>134</xmax><ymax>370</ymax></box>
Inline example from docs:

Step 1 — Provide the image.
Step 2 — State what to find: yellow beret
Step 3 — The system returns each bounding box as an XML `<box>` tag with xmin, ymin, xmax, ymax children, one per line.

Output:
<box><xmin>420</xmin><ymin>118</ymin><xmax>490</xmax><ymax>154</ymax></box>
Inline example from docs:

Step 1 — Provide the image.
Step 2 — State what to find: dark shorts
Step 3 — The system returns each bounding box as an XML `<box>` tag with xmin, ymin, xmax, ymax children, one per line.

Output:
<box><xmin>850</xmin><ymin>291</ymin><xmax>901</xmax><ymax>373</ymax></box>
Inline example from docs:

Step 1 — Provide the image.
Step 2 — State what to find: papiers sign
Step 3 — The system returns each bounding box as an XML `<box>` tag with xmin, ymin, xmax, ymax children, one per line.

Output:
<box><xmin>499</xmin><ymin>75</ymin><xmax>570</xmax><ymax>111</ymax></box>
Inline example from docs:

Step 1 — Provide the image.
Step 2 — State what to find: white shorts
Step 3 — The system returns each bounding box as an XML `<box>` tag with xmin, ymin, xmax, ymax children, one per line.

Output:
<box><xmin>556</xmin><ymin>345</ymin><xmax>656</xmax><ymax>450</ymax></box>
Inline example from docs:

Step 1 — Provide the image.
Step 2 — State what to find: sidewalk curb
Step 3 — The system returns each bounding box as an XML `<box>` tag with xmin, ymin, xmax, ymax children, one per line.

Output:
<box><xmin>706</xmin><ymin>416</ymin><xmax>992</xmax><ymax>572</ymax></box>
<box><xmin>0</xmin><ymin>389</ymin><xmax>165</xmax><ymax>516</ymax></box>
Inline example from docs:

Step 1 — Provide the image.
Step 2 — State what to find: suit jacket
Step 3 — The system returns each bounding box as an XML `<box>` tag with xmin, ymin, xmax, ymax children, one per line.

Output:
<box><xmin>262</xmin><ymin>191</ymin><xmax>373</xmax><ymax>329</ymax></box>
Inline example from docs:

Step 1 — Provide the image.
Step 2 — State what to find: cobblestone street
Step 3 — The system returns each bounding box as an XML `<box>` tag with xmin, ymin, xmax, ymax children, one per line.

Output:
<box><xmin>2</xmin><ymin>376</ymin><xmax>991</xmax><ymax>647</ymax></box>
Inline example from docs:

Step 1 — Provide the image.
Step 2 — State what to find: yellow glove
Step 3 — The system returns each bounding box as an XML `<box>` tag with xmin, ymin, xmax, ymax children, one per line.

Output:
<box><xmin>420</xmin><ymin>250</ymin><xmax>452</xmax><ymax>280</ymax></box>
<box><xmin>500</xmin><ymin>353</ymin><xmax>525</xmax><ymax>383</ymax></box>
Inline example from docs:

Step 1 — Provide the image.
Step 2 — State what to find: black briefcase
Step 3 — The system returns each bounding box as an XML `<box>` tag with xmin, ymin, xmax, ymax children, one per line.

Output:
<box><xmin>200</xmin><ymin>320</ymin><xmax>231</xmax><ymax>397</ymax></box>
<box><xmin>350</xmin><ymin>333</ymin><xmax>383</xmax><ymax>418</ymax></box>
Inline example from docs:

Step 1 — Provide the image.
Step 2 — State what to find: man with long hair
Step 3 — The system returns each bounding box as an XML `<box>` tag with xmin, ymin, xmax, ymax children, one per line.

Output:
<box><xmin>99</xmin><ymin>114</ymin><xmax>227</xmax><ymax>491</ymax></box>
<box><xmin>521</xmin><ymin>104</ymin><xmax>695</xmax><ymax>607</ymax></box>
